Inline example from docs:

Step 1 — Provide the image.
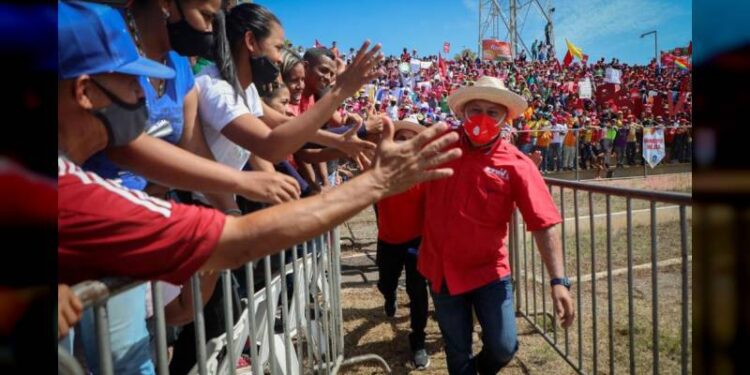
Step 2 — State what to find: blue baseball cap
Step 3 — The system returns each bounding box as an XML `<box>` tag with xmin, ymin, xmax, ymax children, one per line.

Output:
<box><xmin>58</xmin><ymin>1</ymin><xmax>175</xmax><ymax>80</ymax></box>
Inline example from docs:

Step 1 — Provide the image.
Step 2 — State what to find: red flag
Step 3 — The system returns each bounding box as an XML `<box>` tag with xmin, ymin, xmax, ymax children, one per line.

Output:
<box><xmin>687</xmin><ymin>41</ymin><xmax>692</xmax><ymax>55</ymax></box>
<box><xmin>661</xmin><ymin>52</ymin><xmax>676</xmax><ymax>65</ymax></box>
<box><xmin>438</xmin><ymin>53</ymin><xmax>446</xmax><ymax>77</ymax></box>
<box><xmin>562</xmin><ymin>50</ymin><xmax>573</xmax><ymax>67</ymax></box>
<box><xmin>443</xmin><ymin>42</ymin><xmax>450</xmax><ymax>54</ymax></box>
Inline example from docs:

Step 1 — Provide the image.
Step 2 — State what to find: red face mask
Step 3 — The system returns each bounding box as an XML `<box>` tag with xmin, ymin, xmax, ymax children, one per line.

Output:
<box><xmin>462</xmin><ymin>114</ymin><xmax>504</xmax><ymax>145</ymax></box>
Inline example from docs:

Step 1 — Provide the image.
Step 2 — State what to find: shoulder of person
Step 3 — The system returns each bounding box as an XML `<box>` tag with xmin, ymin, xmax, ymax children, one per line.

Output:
<box><xmin>195</xmin><ymin>68</ymin><xmax>241</xmax><ymax>98</ymax></box>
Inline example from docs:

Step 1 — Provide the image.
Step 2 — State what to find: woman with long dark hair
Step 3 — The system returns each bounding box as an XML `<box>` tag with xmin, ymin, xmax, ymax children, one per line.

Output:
<box><xmin>192</xmin><ymin>2</ymin><xmax>382</xmax><ymax>213</ymax></box>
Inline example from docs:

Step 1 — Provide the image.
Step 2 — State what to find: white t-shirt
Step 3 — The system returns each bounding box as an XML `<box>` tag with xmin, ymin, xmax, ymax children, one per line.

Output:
<box><xmin>551</xmin><ymin>123</ymin><xmax>567</xmax><ymax>143</ymax></box>
<box><xmin>195</xmin><ymin>64</ymin><xmax>264</xmax><ymax>172</ymax></box>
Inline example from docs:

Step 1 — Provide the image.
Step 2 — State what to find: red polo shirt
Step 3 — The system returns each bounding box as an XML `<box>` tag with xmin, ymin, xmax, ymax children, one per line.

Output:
<box><xmin>58</xmin><ymin>157</ymin><xmax>224</xmax><ymax>285</ymax></box>
<box><xmin>376</xmin><ymin>184</ymin><xmax>425</xmax><ymax>244</ymax></box>
<box><xmin>418</xmin><ymin>134</ymin><xmax>562</xmax><ymax>295</ymax></box>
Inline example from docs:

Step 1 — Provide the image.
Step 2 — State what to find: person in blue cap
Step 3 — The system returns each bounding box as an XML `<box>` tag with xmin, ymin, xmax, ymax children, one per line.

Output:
<box><xmin>80</xmin><ymin>0</ymin><xmax>303</xmax><ymax>206</ymax></box>
<box><xmin>58</xmin><ymin>3</ymin><xmax>462</xmax><ymax>375</ymax></box>
<box><xmin>58</xmin><ymin>2</ymin><xmax>177</xmax><ymax>374</ymax></box>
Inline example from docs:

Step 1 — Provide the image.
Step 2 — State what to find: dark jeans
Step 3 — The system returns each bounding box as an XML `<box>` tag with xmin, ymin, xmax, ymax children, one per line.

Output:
<box><xmin>548</xmin><ymin>143</ymin><xmax>562</xmax><ymax>171</ymax></box>
<box><xmin>626</xmin><ymin>142</ymin><xmax>637</xmax><ymax>165</ymax></box>
<box><xmin>615</xmin><ymin>145</ymin><xmax>626</xmax><ymax>166</ymax></box>
<box><xmin>519</xmin><ymin>143</ymin><xmax>533</xmax><ymax>155</ymax></box>
<box><xmin>376</xmin><ymin>238</ymin><xmax>428</xmax><ymax>351</ymax></box>
<box><xmin>431</xmin><ymin>277</ymin><xmax>518</xmax><ymax>375</ymax></box>
<box><xmin>580</xmin><ymin>143</ymin><xmax>594</xmax><ymax>169</ymax></box>
<box><xmin>673</xmin><ymin>134</ymin><xmax>687</xmax><ymax>162</ymax></box>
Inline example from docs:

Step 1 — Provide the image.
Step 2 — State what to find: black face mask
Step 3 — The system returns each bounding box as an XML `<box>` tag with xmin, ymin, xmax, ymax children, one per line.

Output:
<box><xmin>91</xmin><ymin>80</ymin><xmax>148</xmax><ymax>147</ymax></box>
<box><xmin>250</xmin><ymin>55</ymin><xmax>280</xmax><ymax>87</ymax></box>
<box><xmin>166</xmin><ymin>0</ymin><xmax>214</xmax><ymax>58</ymax></box>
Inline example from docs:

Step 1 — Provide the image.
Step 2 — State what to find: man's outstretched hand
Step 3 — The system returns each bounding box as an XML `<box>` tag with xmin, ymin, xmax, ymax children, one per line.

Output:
<box><xmin>368</xmin><ymin>117</ymin><xmax>462</xmax><ymax>198</ymax></box>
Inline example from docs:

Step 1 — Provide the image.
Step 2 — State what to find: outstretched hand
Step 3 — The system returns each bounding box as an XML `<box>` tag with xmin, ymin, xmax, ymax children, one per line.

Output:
<box><xmin>368</xmin><ymin>117</ymin><xmax>462</xmax><ymax>197</ymax></box>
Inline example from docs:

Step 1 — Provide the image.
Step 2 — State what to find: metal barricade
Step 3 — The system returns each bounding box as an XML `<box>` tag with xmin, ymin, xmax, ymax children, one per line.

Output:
<box><xmin>509</xmin><ymin>177</ymin><xmax>692</xmax><ymax>375</ymax></box>
<box><xmin>58</xmin><ymin>229</ymin><xmax>391</xmax><ymax>374</ymax></box>
<box><xmin>507</xmin><ymin>125</ymin><xmax>692</xmax><ymax>181</ymax></box>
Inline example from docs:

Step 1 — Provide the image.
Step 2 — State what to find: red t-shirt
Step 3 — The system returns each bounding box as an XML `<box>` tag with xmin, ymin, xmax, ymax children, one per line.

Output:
<box><xmin>517</xmin><ymin>124</ymin><xmax>532</xmax><ymax>144</ymax></box>
<box><xmin>418</xmin><ymin>135</ymin><xmax>562</xmax><ymax>295</ymax></box>
<box><xmin>298</xmin><ymin>94</ymin><xmax>316</xmax><ymax>114</ymax></box>
<box><xmin>58</xmin><ymin>157</ymin><xmax>225</xmax><ymax>285</ymax></box>
<box><xmin>376</xmin><ymin>184</ymin><xmax>425</xmax><ymax>244</ymax></box>
<box><xmin>591</xmin><ymin>127</ymin><xmax>603</xmax><ymax>143</ymax></box>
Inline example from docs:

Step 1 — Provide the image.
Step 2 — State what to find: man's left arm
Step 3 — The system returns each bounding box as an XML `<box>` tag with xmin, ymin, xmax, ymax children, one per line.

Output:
<box><xmin>514</xmin><ymin>162</ymin><xmax>576</xmax><ymax>328</ymax></box>
<box><xmin>532</xmin><ymin>225</ymin><xmax>575</xmax><ymax>328</ymax></box>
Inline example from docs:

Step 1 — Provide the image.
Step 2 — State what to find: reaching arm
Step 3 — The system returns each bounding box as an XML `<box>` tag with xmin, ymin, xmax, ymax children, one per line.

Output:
<box><xmin>222</xmin><ymin>42</ymin><xmax>383</xmax><ymax>163</ymax></box>
<box><xmin>107</xmin><ymin>134</ymin><xmax>246</xmax><ymax>195</ymax></box>
<box><xmin>201</xmin><ymin>121</ymin><xmax>462</xmax><ymax>271</ymax></box>
<box><xmin>294</xmin><ymin>148</ymin><xmax>348</xmax><ymax>164</ymax></box>
<box><xmin>177</xmin><ymin>87</ymin><xmax>213</xmax><ymax>158</ymax></box>
<box><xmin>107</xmin><ymin>134</ymin><xmax>300</xmax><ymax>204</ymax></box>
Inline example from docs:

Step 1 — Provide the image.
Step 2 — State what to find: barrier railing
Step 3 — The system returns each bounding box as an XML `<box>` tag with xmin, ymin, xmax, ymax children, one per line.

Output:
<box><xmin>58</xmin><ymin>229</ymin><xmax>391</xmax><ymax>375</ymax></box>
<box><xmin>505</xmin><ymin>125</ymin><xmax>692</xmax><ymax>181</ymax></box>
<box><xmin>509</xmin><ymin>177</ymin><xmax>692</xmax><ymax>374</ymax></box>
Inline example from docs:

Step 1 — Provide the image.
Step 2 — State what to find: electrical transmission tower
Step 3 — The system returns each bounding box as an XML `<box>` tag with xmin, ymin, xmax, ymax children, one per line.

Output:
<box><xmin>478</xmin><ymin>0</ymin><xmax>556</xmax><ymax>59</ymax></box>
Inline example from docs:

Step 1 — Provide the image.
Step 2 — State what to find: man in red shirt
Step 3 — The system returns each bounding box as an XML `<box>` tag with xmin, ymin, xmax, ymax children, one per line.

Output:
<box><xmin>57</xmin><ymin>4</ymin><xmax>462</xmax><ymax>287</ymax></box>
<box><xmin>419</xmin><ymin>76</ymin><xmax>575</xmax><ymax>374</ymax></box>
<box><xmin>374</xmin><ymin>121</ymin><xmax>430</xmax><ymax>369</ymax></box>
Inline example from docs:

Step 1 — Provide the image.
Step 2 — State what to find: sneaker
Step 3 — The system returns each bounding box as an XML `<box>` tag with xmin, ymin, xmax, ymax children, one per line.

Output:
<box><xmin>412</xmin><ymin>349</ymin><xmax>430</xmax><ymax>370</ymax></box>
<box><xmin>384</xmin><ymin>297</ymin><xmax>396</xmax><ymax>318</ymax></box>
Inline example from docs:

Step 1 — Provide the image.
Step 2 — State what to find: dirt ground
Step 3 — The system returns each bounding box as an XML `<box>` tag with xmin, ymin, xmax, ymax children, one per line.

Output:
<box><xmin>337</xmin><ymin>198</ymin><xmax>691</xmax><ymax>375</ymax></box>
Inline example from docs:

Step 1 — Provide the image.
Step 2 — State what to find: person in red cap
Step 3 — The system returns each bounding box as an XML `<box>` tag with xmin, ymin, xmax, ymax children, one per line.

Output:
<box><xmin>374</xmin><ymin>119</ymin><xmax>432</xmax><ymax>370</ymax></box>
<box><xmin>420</xmin><ymin>76</ymin><xmax>575</xmax><ymax>374</ymax></box>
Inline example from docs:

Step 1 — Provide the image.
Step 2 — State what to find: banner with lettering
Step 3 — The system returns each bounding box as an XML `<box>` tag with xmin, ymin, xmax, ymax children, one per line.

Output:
<box><xmin>482</xmin><ymin>39</ymin><xmax>512</xmax><ymax>61</ymax></box>
<box><xmin>642</xmin><ymin>127</ymin><xmax>665</xmax><ymax>168</ymax></box>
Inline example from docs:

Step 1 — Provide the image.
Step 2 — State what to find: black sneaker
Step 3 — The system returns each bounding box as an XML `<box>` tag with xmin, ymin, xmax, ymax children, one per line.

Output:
<box><xmin>384</xmin><ymin>297</ymin><xmax>396</xmax><ymax>317</ymax></box>
<box><xmin>412</xmin><ymin>349</ymin><xmax>430</xmax><ymax>370</ymax></box>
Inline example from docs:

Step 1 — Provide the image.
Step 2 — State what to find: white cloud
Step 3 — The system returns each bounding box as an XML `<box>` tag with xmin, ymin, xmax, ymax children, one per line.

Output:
<box><xmin>462</xmin><ymin>0</ymin><xmax>478</xmax><ymax>12</ymax></box>
<box><xmin>554</xmin><ymin>0</ymin><xmax>685</xmax><ymax>46</ymax></box>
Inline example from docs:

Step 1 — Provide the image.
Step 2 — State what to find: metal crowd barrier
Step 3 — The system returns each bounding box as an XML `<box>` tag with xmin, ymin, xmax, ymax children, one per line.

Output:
<box><xmin>509</xmin><ymin>177</ymin><xmax>692</xmax><ymax>375</ymax></box>
<box><xmin>58</xmin><ymin>229</ymin><xmax>391</xmax><ymax>374</ymax></box>
<box><xmin>505</xmin><ymin>125</ymin><xmax>692</xmax><ymax>181</ymax></box>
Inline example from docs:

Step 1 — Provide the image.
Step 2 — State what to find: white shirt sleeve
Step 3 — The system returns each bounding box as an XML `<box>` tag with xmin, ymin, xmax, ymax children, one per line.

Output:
<box><xmin>195</xmin><ymin>74</ymin><xmax>251</xmax><ymax>132</ymax></box>
<box><xmin>246</xmin><ymin>83</ymin><xmax>264</xmax><ymax>118</ymax></box>
<box><xmin>195</xmin><ymin>68</ymin><xmax>262</xmax><ymax>173</ymax></box>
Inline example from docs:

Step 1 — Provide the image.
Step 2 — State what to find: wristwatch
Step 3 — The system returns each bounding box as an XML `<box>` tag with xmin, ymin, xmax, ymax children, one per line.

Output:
<box><xmin>550</xmin><ymin>277</ymin><xmax>571</xmax><ymax>290</ymax></box>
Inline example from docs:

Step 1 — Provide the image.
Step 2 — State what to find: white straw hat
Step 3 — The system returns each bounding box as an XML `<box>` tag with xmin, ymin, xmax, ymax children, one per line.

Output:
<box><xmin>447</xmin><ymin>76</ymin><xmax>528</xmax><ymax>120</ymax></box>
<box><xmin>394</xmin><ymin>120</ymin><xmax>425</xmax><ymax>135</ymax></box>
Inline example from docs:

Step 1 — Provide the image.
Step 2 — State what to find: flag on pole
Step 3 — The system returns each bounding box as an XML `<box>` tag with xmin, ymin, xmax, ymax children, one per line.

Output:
<box><xmin>563</xmin><ymin>51</ymin><xmax>573</xmax><ymax>67</ymax></box>
<box><xmin>443</xmin><ymin>42</ymin><xmax>450</xmax><ymax>54</ymax></box>
<box><xmin>674</xmin><ymin>56</ymin><xmax>691</xmax><ymax>71</ymax></box>
<box><xmin>563</xmin><ymin>39</ymin><xmax>585</xmax><ymax>67</ymax></box>
<box><xmin>438</xmin><ymin>53</ymin><xmax>446</xmax><ymax>78</ymax></box>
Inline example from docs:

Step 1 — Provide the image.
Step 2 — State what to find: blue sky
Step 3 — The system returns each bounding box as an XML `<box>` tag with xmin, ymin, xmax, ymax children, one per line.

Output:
<box><xmin>259</xmin><ymin>0</ymin><xmax>692</xmax><ymax>65</ymax></box>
